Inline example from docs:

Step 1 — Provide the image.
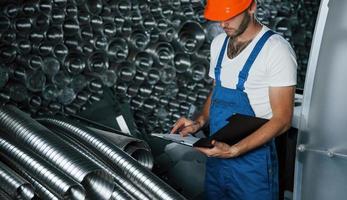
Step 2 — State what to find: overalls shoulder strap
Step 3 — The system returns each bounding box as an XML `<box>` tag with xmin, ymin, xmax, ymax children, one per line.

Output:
<box><xmin>214</xmin><ymin>36</ymin><xmax>229</xmax><ymax>87</ymax></box>
<box><xmin>236</xmin><ymin>30</ymin><xmax>275</xmax><ymax>91</ymax></box>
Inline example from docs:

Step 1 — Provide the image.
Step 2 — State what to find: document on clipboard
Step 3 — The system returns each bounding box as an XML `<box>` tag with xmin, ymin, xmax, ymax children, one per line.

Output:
<box><xmin>151</xmin><ymin>133</ymin><xmax>201</xmax><ymax>147</ymax></box>
<box><xmin>152</xmin><ymin>113</ymin><xmax>269</xmax><ymax>148</ymax></box>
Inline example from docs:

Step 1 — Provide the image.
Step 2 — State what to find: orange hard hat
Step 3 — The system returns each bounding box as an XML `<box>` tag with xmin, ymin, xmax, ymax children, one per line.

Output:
<box><xmin>204</xmin><ymin>0</ymin><xmax>253</xmax><ymax>21</ymax></box>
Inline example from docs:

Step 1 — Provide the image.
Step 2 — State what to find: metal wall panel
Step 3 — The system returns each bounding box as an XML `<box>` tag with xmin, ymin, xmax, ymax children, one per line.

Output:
<box><xmin>294</xmin><ymin>0</ymin><xmax>347</xmax><ymax>199</ymax></box>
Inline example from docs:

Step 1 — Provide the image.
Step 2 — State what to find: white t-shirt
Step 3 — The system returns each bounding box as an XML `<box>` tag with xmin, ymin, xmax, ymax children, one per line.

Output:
<box><xmin>209</xmin><ymin>26</ymin><xmax>297</xmax><ymax>119</ymax></box>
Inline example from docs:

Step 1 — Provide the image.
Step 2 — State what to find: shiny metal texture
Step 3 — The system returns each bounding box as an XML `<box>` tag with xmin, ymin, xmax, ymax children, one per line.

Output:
<box><xmin>0</xmin><ymin>15</ymin><xmax>10</xmax><ymax>32</ymax></box>
<box><xmin>0</xmin><ymin>67</ymin><xmax>9</xmax><ymax>89</ymax></box>
<box><xmin>0</xmin><ymin>188</ymin><xmax>11</xmax><ymax>200</ymax></box>
<box><xmin>0</xmin><ymin>0</ymin><xmax>320</xmax><ymax>172</ymax></box>
<box><xmin>39</xmin><ymin>122</ymin><xmax>149</xmax><ymax>200</ymax></box>
<box><xmin>148</xmin><ymin>42</ymin><xmax>175</xmax><ymax>65</ymax></box>
<box><xmin>176</xmin><ymin>21</ymin><xmax>205</xmax><ymax>53</ymax></box>
<box><xmin>0</xmin><ymin>105</ymin><xmax>115</xmax><ymax>200</ymax></box>
<box><xmin>0</xmin><ymin>136</ymin><xmax>86</xmax><ymax>200</ymax></box>
<box><xmin>37</xmin><ymin>117</ymin><xmax>187</xmax><ymax>200</ymax></box>
<box><xmin>134</xmin><ymin>51</ymin><xmax>153</xmax><ymax>73</ymax></box>
<box><xmin>87</xmin><ymin>127</ymin><xmax>154</xmax><ymax>170</ymax></box>
<box><xmin>87</xmin><ymin>52</ymin><xmax>109</xmax><ymax>74</ymax></box>
<box><xmin>117</xmin><ymin>61</ymin><xmax>136</xmax><ymax>82</ymax></box>
<box><xmin>107</xmin><ymin>38</ymin><xmax>129</xmax><ymax>63</ymax></box>
<box><xmin>129</xmin><ymin>29</ymin><xmax>150</xmax><ymax>51</ymax></box>
<box><xmin>18</xmin><ymin>169</ymin><xmax>60</xmax><ymax>200</ymax></box>
<box><xmin>0</xmin><ymin>160</ymin><xmax>36</xmax><ymax>200</ymax></box>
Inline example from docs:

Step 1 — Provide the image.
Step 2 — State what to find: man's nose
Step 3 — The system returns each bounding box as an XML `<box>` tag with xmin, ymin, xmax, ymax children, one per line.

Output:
<box><xmin>220</xmin><ymin>21</ymin><xmax>226</xmax><ymax>28</ymax></box>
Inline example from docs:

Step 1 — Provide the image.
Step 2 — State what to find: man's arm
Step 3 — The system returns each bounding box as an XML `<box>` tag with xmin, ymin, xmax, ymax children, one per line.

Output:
<box><xmin>171</xmin><ymin>87</ymin><xmax>214</xmax><ymax>136</ymax></box>
<box><xmin>196</xmin><ymin>85</ymin><xmax>295</xmax><ymax>158</ymax></box>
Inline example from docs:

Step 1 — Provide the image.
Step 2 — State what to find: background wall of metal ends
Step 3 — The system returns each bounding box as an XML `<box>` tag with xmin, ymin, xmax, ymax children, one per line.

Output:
<box><xmin>0</xmin><ymin>160</ymin><xmax>36</xmax><ymax>200</ymax></box>
<box><xmin>87</xmin><ymin>126</ymin><xmax>154</xmax><ymax>170</ymax></box>
<box><xmin>0</xmin><ymin>105</ymin><xmax>115</xmax><ymax>200</ymax></box>
<box><xmin>0</xmin><ymin>0</ymin><xmax>319</xmax><ymax>136</ymax></box>
<box><xmin>0</xmin><ymin>136</ymin><xmax>86</xmax><ymax>200</ymax></box>
<box><xmin>37</xmin><ymin>116</ymin><xmax>186</xmax><ymax>200</ymax></box>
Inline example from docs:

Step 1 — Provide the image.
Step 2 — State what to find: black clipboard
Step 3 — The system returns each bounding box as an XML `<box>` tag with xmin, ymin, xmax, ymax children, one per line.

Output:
<box><xmin>193</xmin><ymin>114</ymin><xmax>268</xmax><ymax>148</ymax></box>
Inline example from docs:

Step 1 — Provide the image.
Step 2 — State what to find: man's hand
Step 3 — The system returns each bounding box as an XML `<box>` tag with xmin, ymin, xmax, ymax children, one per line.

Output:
<box><xmin>170</xmin><ymin>117</ymin><xmax>201</xmax><ymax>137</ymax></box>
<box><xmin>195</xmin><ymin>140</ymin><xmax>240</xmax><ymax>158</ymax></box>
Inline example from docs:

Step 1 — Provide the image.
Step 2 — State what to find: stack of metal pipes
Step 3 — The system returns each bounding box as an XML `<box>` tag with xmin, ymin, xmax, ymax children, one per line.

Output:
<box><xmin>0</xmin><ymin>0</ymin><xmax>319</xmax><ymax>135</ymax></box>
<box><xmin>0</xmin><ymin>105</ymin><xmax>186</xmax><ymax>199</ymax></box>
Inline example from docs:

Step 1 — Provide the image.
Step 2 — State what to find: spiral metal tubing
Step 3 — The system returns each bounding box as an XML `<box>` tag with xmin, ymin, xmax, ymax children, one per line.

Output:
<box><xmin>37</xmin><ymin>116</ymin><xmax>186</xmax><ymax>200</ymax></box>
<box><xmin>87</xmin><ymin>127</ymin><xmax>154</xmax><ymax>170</ymax></box>
<box><xmin>0</xmin><ymin>136</ymin><xmax>86</xmax><ymax>200</ymax></box>
<box><xmin>1</xmin><ymin>162</ymin><xmax>60</xmax><ymax>200</ymax></box>
<box><xmin>0</xmin><ymin>188</ymin><xmax>11</xmax><ymax>200</ymax></box>
<box><xmin>0</xmin><ymin>160</ymin><xmax>36</xmax><ymax>200</ymax></box>
<box><xmin>44</xmin><ymin>125</ymin><xmax>149</xmax><ymax>200</ymax></box>
<box><xmin>0</xmin><ymin>105</ymin><xmax>114</xmax><ymax>200</ymax></box>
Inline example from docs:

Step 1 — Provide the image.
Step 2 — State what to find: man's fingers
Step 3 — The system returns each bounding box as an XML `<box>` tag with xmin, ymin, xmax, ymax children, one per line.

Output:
<box><xmin>195</xmin><ymin>147</ymin><xmax>211</xmax><ymax>156</ymax></box>
<box><xmin>213</xmin><ymin>140</ymin><xmax>223</xmax><ymax>148</ymax></box>
<box><xmin>170</xmin><ymin>119</ymin><xmax>185</xmax><ymax>134</ymax></box>
<box><xmin>179</xmin><ymin>125</ymin><xmax>195</xmax><ymax>136</ymax></box>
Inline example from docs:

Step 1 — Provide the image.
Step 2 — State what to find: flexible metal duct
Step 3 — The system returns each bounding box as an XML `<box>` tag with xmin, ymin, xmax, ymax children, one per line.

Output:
<box><xmin>0</xmin><ymin>160</ymin><xmax>36</xmax><ymax>200</ymax></box>
<box><xmin>116</xmin><ymin>61</ymin><xmax>136</xmax><ymax>82</ymax></box>
<box><xmin>0</xmin><ymin>105</ymin><xmax>114</xmax><ymax>200</ymax></box>
<box><xmin>148</xmin><ymin>42</ymin><xmax>175</xmax><ymax>66</ymax></box>
<box><xmin>37</xmin><ymin>116</ymin><xmax>186</xmax><ymax>200</ymax></box>
<box><xmin>41</xmin><ymin>125</ymin><xmax>149</xmax><ymax>200</ymax></box>
<box><xmin>87</xmin><ymin>127</ymin><xmax>154</xmax><ymax>170</ymax></box>
<box><xmin>21</xmin><ymin>171</ymin><xmax>60</xmax><ymax>200</ymax></box>
<box><xmin>133</xmin><ymin>51</ymin><xmax>154</xmax><ymax>73</ymax></box>
<box><xmin>0</xmin><ymin>136</ymin><xmax>86</xmax><ymax>200</ymax></box>
<box><xmin>107</xmin><ymin>38</ymin><xmax>129</xmax><ymax>63</ymax></box>
<box><xmin>129</xmin><ymin>28</ymin><xmax>150</xmax><ymax>51</ymax></box>
<box><xmin>176</xmin><ymin>21</ymin><xmax>205</xmax><ymax>54</ymax></box>
<box><xmin>174</xmin><ymin>53</ymin><xmax>191</xmax><ymax>74</ymax></box>
<box><xmin>0</xmin><ymin>157</ymin><xmax>60</xmax><ymax>200</ymax></box>
<box><xmin>0</xmin><ymin>188</ymin><xmax>11</xmax><ymax>200</ymax></box>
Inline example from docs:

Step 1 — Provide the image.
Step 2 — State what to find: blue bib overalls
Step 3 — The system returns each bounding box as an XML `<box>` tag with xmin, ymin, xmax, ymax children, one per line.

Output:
<box><xmin>205</xmin><ymin>30</ymin><xmax>279</xmax><ymax>200</ymax></box>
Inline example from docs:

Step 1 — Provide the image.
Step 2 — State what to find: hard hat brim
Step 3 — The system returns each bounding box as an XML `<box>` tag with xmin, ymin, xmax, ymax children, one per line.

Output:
<box><xmin>204</xmin><ymin>0</ymin><xmax>253</xmax><ymax>21</ymax></box>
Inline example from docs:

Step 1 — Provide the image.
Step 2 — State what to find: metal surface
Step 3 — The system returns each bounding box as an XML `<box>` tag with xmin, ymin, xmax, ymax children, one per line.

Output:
<box><xmin>40</xmin><ymin>123</ymin><xmax>149</xmax><ymax>200</ymax></box>
<box><xmin>176</xmin><ymin>21</ymin><xmax>205</xmax><ymax>53</ymax></box>
<box><xmin>37</xmin><ymin>117</ymin><xmax>186</xmax><ymax>200</ymax></box>
<box><xmin>87</xmin><ymin>127</ymin><xmax>154</xmax><ymax>170</ymax></box>
<box><xmin>0</xmin><ymin>160</ymin><xmax>36</xmax><ymax>200</ymax></box>
<box><xmin>294</xmin><ymin>1</ymin><xmax>347</xmax><ymax>199</ymax></box>
<box><xmin>0</xmin><ymin>188</ymin><xmax>11</xmax><ymax>200</ymax></box>
<box><xmin>0</xmin><ymin>0</ymin><xmax>318</xmax><ymax>139</ymax></box>
<box><xmin>0</xmin><ymin>105</ymin><xmax>114</xmax><ymax>200</ymax></box>
<box><xmin>16</xmin><ymin>169</ymin><xmax>60</xmax><ymax>200</ymax></box>
<box><xmin>0</xmin><ymin>136</ymin><xmax>86</xmax><ymax>200</ymax></box>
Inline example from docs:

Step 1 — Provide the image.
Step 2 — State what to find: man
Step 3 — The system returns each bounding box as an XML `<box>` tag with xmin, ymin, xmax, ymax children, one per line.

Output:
<box><xmin>171</xmin><ymin>0</ymin><xmax>297</xmax><ymax>199</ymax></box>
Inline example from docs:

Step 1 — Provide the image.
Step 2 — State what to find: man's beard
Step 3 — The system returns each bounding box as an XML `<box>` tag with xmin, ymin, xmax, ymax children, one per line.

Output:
<box><xmin>228</xmin><ymin>12</ymin><xmax>251</xmax><ymax>38</ymax></box>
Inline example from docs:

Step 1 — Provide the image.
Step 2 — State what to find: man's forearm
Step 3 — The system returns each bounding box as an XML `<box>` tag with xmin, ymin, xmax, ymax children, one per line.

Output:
<box><xmin>234</xmin><ymin>115</ymin><xmax>292</xmax><ymax>156</ymax></box>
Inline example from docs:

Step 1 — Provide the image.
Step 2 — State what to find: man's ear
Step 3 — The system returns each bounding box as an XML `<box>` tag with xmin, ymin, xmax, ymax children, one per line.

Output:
<box><xmin>249</xmin><ymin>0</ymin><xmax>257</xmax><ymax>15</ymax></box>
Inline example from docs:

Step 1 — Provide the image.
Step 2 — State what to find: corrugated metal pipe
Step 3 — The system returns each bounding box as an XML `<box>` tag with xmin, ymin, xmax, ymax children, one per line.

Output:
<box><xmin>0</xmin><ymin>135</ymin><xmax>86</xmax><ymax>200</ymax></box>
<box><xmin>0</xmin><ymin>105</ymin><xmax>114</xmax><ymax>200</ymax></box>
<box><xmin>87</xmin><ymin>127</ymin><xmax>154</xmax><ymax>170</ymax></box>
<box><xmin>16</xmin><ymin>169</ymin><xmax>60</xmax><ymax>200</ymax></box>
<box><xmin>43</xmin><ymin>121</ymin><xmax>151</xmax><ymax>200</ymax></box>
<box><xmin>0</xmin><ymin>188</ymin><xmax>12</xmax><ymax>200</ymax></box>
<box><xmin>37</xmin><ymin>116</ymin><xmax>187</xmax><ymax>200</ymax></box>
<box><xmin>0</xmin><ymin>160</ymin><xmax>36</xmax><ymax>200</ymax></box>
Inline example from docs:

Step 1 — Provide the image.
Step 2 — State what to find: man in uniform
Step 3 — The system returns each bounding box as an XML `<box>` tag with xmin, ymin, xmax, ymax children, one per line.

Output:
<box><xmin>171</xmin><ymin>0</ymin><xmax>297</xmax><ymax>199</ymax></box>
